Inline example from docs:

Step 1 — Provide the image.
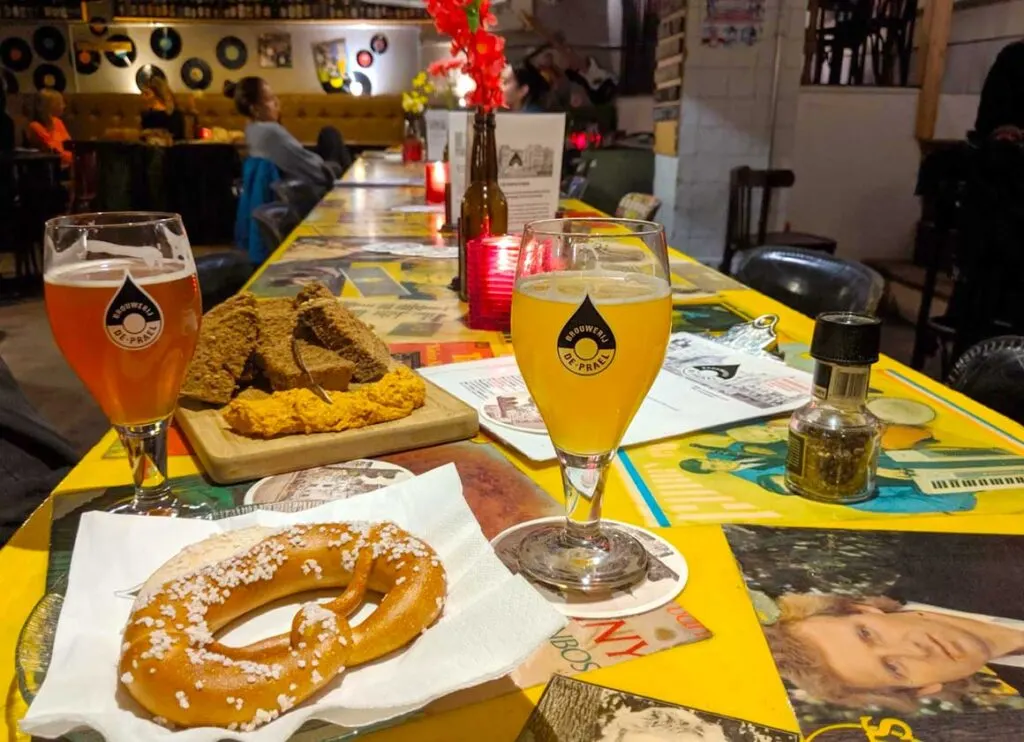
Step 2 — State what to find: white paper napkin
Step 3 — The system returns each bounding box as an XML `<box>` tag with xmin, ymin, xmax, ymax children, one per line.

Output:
<box><xmin>21</xmin><ymin>464</ymin><xmax>566</xmax><ymax>742</ymax></box>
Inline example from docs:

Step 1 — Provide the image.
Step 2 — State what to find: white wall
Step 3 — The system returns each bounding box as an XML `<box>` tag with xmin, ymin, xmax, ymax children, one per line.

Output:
<box><xmin>616</xmin><ymin>95</ymin><xmax>654</xmax><ymax>133</ymax></box>
<box><xmin>1</xmin><ymin>20</ymin><xmax>422</xmax><ymax>96</ymax></box>
<box><xmin>936</xmin><ymin>0</ymin><xmax>1024</xmax><ymax>137</ymax></box>
<box><xmin>653</xmin><ymin>153</ymin><xmax>678</xmax><ymax>239</ymax></box>
<box><xmin>943</xmin><ymin>0</ymin><xmax>1024</xmax><ymax>95</ymax></box>
<box><xmin>936</xmin><ymin>92</ymin><xmax>978</xmax><ymax>139</ymax></box>
<box><xmin>789</xmin><ymin>87</ymin><xmax>920</xmax><ymax>261</ymax></box>
<box><xmin>671</xmin><ymin>0</ymin><xmax>806</xmax><ymax>262</ymax></box>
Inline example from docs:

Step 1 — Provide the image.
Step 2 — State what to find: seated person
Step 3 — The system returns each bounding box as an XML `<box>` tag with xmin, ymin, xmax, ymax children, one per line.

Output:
<box><xmin>25</xmin><ymin>89</ymin><xmax>71</xmax><ymax>169</ymax></box>
<box><xmin>139</xmin><ymin>77</ymin><xmax>186</xmax><ymax>141</ymax></box>
<box><xmin>503</xmin><ymin>64</ymin><xmax>551</xmax><ymax>112</ymax></box>
<box><xmin>974</xmin><ymin>39</ymin><xmax>1024</xmax><ymax>142</ymax></box>
<box><xmin>225</xmin><ymin>77</ymin><xmax>337</xmax><ymax>191</ymax></box>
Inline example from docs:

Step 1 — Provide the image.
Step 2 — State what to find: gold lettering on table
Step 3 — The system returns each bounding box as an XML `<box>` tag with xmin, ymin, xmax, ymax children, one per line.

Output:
<box><xmin>804</xmin><ymin>717</ymin><xmax>920</xmax><ymax>742</ymax></box>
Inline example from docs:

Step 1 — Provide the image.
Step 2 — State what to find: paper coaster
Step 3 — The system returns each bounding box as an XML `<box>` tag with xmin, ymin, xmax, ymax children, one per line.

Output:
<box><xmin>480</xmin><ymin>392</ymin><xmax>547</xmax><ymax>434</ymax></box>
<box><xmin>243</xmin><ymin>459</ymin><xmax>414</xmax><ymax>505</ymax></box>
<box><xmin>491</xmin><ymin>517</ymin><xmax>687</xmax><ymax>619</ymax></box>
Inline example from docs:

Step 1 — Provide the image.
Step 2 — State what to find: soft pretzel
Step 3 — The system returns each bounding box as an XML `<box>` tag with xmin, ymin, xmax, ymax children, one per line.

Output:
<box><xmin>118</xmin><ymin>522</ymin><xmax>446</xmax><ymax>731</ymax></box>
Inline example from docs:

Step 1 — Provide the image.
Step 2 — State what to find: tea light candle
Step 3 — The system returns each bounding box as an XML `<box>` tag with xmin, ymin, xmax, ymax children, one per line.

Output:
<box><xmin>425</xmin><ymin>161</ymin><xmax>448</xmax><ymax>204</ymax></box>
<box><xmin>466</xmin><ymin>234</ymin><xmax>521</xmax><ymax>331</ymax></box>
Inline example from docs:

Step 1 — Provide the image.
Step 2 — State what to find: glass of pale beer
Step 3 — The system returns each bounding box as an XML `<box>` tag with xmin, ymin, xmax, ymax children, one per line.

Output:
<box><xmin>44</xmin><ymin>213</ymin><xmax>203</xmax><ymax>516</ymax></box>
<box><xmin>511</xmin><ymin>218</ymin><xmax>672</xmax><ymax>591</ymax></box>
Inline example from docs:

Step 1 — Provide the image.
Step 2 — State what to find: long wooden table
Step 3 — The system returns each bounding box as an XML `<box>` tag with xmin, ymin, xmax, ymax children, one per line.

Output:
<box><xmin>4</xmin><ymin>158</ymin><xmax>1024</xmax><ymax>741</ymax></box>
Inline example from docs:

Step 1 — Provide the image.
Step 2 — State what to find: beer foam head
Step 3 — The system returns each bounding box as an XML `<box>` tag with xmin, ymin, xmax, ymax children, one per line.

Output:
<box><xmin>516</xmin><ymin>271</ymin><xmax>670</xmax><ymax>304</ymax></box>
<box><xmin>45</xmin><ymin>257</ymin><xmax>196</xmax><ymax>287</ymax></box>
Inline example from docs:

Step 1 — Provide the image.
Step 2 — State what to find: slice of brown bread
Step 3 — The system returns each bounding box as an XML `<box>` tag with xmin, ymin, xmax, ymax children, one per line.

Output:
<box><xmin>254</xmin><ymin>298</ymin><xmax>354</xmax><ymax>391</ymax></box>
<box><xmin>297</xmin><ymin>298</ymin><xmax>392</xmax><ymax>382</ymax></box>
<box><xmin>267</xmin><ymin>339</ymin><xmax>354</xmax><ymax>391</ymax></box>
<box><xmin>293</xmin><ymin>281</ymin><xmax>336</xmax><ymax>307</ymax></box>
<box><xmin>181</xmin><ymin>293</ymin><xmax>258</xmax><ymax>405</ymax></box>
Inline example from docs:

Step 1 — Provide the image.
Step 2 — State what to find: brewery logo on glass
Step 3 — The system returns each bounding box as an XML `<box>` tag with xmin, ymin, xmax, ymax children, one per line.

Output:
<box><xmin>104</xmin><ymin>274</ymin><xmax>164</xmax><ymax>350</ymax></box>
<box><xmin>557</xmin><ymin>295</ymin><xmax>616</xmax><ymax>376</ymax></box>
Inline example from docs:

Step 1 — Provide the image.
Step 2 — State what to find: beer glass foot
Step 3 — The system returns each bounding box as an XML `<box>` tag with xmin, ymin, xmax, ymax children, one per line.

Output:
<box><xmin>108</xmin><ymin>494</ymin><xmax>209</xmax><ymax>518</ymax></box>
<box><xmin>517</xmin><ymin>523</ymin><xmax>648</xmax><ymax>593</ymax></box>
<box><xmin>115</xmin><ymin>420</ymin><xmax>210</xmax><ymax>518</ymax></box>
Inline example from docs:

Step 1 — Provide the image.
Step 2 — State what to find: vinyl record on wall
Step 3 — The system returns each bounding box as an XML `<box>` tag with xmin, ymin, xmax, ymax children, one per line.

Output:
<box><xmin>150</xmin><ymin>27</ymin><xmax>182</xmax><ymax>61</ymax></box>
<box><xmin>104</xmin><ymin>34</ymin><xmax>137</xmax><ymax>68</ymax></box>
<box><xmin>0</xmin><ymin>38</ymin><xmax>33</xmax><ymax>72</ymax></box>
<box><xmin>89</xmin><ymin>18</ymin><xmax>109</xmax><ymax>36</ymax></box>
<box><xmin>135</xmin><ymin>64</ymin><xmax>166</xmax><ymax>92</ymax></box>
<box><xmin>1</xmin><ymin>69</ymin><xmax>18</xmax><ymax>95</ymax></box>
<box><xmin>216</xmin><ymin>36</ymin><xmax>247</xmax><ymax>70</ymax></box>
<box><xmin>32</xmin><ymin>26</ymin><xmax>66</xmax><ymax>62</ymax></box>
<box><xmin>356</xmin><ymin>49</ymin><xmax>373</xmax><ymax>69</ymax></box>
<box><xmin>370</xmin><ymin>34</ymin><xmax>388</xmax><ymax>55</ymax></box>
<box><xmin>74</xmin><ymin>46</ymin><xmax>102</xmax><ymax>75</ymax></box>
<box><xmin>181</xmin><ymin>57</ymin><xmax>212</xmax><ymax>91</ymax></box>
<box><xmin>34</xmin><ymin>64</ymin><xmax>66</xmax><ymax>92</ymax></box>
<box><xmin>351</xmin><ymin>71</ymin><xmax>372</xmax><ymax>96</ymax></box>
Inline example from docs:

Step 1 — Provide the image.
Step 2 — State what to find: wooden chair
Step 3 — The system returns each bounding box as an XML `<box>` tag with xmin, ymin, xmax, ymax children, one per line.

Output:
<box><xmin>615</xmin><ymin>192</ymin><xmax>661</xmax><ymax>221</ymax></box>
<box><xmin>721</xmin><ymin>166</ymin><xmax>837</xmax><ymax>274</ymax></box>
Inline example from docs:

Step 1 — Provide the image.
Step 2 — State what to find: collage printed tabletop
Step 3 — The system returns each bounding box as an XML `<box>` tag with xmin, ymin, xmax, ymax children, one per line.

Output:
<box><xmin>8</xmin><ymin>159</ymin><xmax>1024</xmax><ymax>741</ymax></box>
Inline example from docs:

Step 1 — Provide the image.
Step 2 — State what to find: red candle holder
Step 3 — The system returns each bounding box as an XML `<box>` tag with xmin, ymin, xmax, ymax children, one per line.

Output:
<box><xmin>402</xmin><ymin>135</ymin><xmax>424</xmax><ymax>164</ymax></box>
<box><xmin>466</xmin><ymin>234</ymin><xmax>521</xmax><ymax>331</ymax></box>
<box><xmin>425</xmin><ymin>161</ymin><xmax>448</xmax><ymax>204</ymax></box>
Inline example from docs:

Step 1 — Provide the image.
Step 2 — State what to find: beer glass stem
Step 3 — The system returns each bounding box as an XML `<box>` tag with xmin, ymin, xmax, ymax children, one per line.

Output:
<box><xmin>116</xmin><ymin>419</ymin><xmax>173</xmax><ymax>511</ymax></box>
<box><xmin>559</xmin><ymin>450</ymin><xmax>611</xmax><ymax>544</ymax></box>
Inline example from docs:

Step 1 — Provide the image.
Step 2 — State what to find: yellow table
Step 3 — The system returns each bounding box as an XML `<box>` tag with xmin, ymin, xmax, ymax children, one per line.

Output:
<box><xmin>5</xmin><ymin>158</ymin><xmax>1024</xmax><ymax>741</ymax></box>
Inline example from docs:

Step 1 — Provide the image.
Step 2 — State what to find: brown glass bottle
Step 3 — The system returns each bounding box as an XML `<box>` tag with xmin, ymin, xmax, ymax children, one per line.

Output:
<box><xmin>459</xmin><ymin>110</ymin><xmax>508</xmax><ymax>301</ymax></box>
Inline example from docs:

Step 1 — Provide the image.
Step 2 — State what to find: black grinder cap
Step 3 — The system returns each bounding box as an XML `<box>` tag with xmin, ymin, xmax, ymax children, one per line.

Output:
<box><xmin>810</xmin><ymin>312</ymin><xmax>881</xmax><ymax>365</ymax></box>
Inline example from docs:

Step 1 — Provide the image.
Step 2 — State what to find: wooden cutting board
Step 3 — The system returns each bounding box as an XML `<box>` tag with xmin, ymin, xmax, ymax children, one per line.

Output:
<box><xmin>175</xmin><ymin>379</ymin><xmax>479</xmax><ymax>484</ymax></box>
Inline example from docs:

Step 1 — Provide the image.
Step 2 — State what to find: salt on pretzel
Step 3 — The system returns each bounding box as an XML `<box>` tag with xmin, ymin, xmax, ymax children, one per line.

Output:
<box><xmin>118</xmin><ymin>522</ymin><xmax>446</xmax><ymax>731</ymax></box>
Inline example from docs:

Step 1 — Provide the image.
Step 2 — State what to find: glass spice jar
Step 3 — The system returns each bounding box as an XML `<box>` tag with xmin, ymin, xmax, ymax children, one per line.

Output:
<box><xmin>785</xmin><ymin>312</ymin><xmax>883</xmax><ymax>505</ymax></box>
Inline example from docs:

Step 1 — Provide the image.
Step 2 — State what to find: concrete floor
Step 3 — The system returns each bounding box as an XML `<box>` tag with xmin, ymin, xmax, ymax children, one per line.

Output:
<box><xmin>0</xmin><ymin>289</ymin><xmax>935</xmax><ymax>457</ymax></box>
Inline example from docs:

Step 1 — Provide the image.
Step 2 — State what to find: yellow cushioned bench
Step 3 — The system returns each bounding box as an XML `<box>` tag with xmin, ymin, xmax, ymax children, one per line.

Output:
<box><xmin>9</xmin><ymin>92</ymin><xmax>403</xmax><ymax>147</ymax></box>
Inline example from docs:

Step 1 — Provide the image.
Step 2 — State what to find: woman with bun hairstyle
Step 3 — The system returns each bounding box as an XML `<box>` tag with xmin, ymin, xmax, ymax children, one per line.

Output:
<box><xmin>225</xmin><ymin>77</ymin><xmax>337</xmax><ymax>190</ymax></box>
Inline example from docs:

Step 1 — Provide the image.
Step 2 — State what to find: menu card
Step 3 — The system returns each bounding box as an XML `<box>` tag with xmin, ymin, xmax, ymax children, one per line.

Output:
<box><xmin>447</xmin><ymin>111</ymin><xmax>566</xmax><ymax>232</ymax></box>
<box><xmin>418</xmin><ymin>332</ymin><xmax>812</xmax><ymax>462</ymax></box>
<box><xmin>424</xmin><ymin>109</ymin><xmax>449</xmax><ymax>161</ymax></box>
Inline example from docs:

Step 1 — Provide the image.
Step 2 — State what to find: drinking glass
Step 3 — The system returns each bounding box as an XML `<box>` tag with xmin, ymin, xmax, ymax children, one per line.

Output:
<box><xmin>511</xmin><ymin>218</ymin><xmax>672</xmax><ymax>591</ymax></box>
<box><xmin>44</xmin><ymin>213</ymin><xmax>204</xmax><ymax>516</ymax></box>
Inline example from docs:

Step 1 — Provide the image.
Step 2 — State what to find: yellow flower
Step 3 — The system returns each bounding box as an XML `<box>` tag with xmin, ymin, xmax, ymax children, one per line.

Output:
<box><xmin>423</xmin><ymin>82</ymin><xmax>435</xmax><ymax>93</ymax></box>
<box><xmin>413</xmin><ymin>72</ymin><xmax>427</xmax><ymax>87</ymax></box>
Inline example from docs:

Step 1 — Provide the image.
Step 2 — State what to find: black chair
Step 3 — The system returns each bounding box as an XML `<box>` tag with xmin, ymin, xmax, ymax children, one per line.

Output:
<box><xmin>947</xmin><ymin>336</ymin><xmax>1024</xmax><ymax>426</ymax></box>
<box><xmin>251</xmin><ymin>202</ymin><xmax>299</xmax><ymax>262</ymax></box>
<box><xmin>195</xmin><ymin>251</ymin><xmax>254</xmax><ymax>310</ymax></box>
<box><xmin>271</xmin><ymin>178</ymin><xmax>321</xmax><ymax>220</ymax></box>
<box><xmin>721</xmin><ymin>167</ymin><xmax>837</xmax><ymax>274</ymax></box>
<box><xmin>734</xmin><ymin>247</ymin><xmax>886</xmax><ymax>317</ymax></box>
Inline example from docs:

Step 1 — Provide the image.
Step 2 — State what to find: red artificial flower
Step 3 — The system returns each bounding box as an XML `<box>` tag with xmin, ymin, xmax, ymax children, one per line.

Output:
<box><xmin>425</xmin><ymin>0</ymin><xmax>507</xmax><ymax>111</ymax></box>
<box><xmin>427</xmin><ymin>57</ymin><xmax>464</xmax><ymax>78</ymax></box>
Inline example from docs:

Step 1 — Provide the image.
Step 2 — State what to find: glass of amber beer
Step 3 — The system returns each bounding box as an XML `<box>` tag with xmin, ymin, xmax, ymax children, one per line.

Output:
<box><xmin>44</xmin><ymin>213</ymin><xmax>203</xmax><ymax>516</ymax></box>
<box><xmin>511</xmin><ymin>218</ymin><xmax>672</xmax><ymax>591</ymax></box>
